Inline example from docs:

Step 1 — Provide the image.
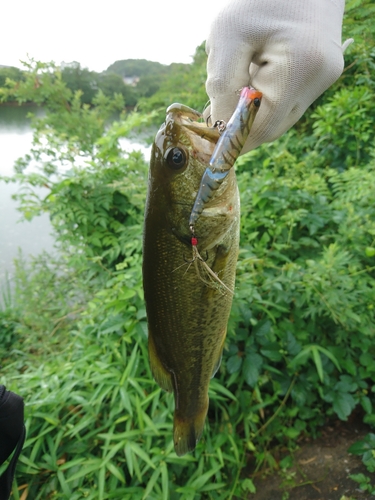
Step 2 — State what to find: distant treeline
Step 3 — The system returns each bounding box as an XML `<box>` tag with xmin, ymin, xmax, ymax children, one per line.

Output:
<box><xmin>0</xmin><ymin>53</ymin><xmax>199</xmax><ymax>108</ymax></box>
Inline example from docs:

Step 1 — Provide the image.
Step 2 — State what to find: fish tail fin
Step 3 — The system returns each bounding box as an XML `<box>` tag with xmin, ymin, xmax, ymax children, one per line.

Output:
<box><xmin>173</xmin><ymin>402</ymin><xmax>208</xmax><ymax>456</ymax></box>
<box><xmin>148</xmin><ymin>331</ymin><xmax>174</xmax><ymax>393</ymax></box>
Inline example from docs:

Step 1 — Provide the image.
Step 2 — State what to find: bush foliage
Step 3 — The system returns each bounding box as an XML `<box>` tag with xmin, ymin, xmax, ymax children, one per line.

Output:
<box><xmin>1</xmin><ymin>3</ymin><xmax>375</xmax><ymax>498</ymax></box>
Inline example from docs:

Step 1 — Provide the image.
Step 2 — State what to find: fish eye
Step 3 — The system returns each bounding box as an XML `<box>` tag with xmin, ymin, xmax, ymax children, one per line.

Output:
<box><xmin>166</xmin><ymin>147</ymin><xmax>187</xmax><ymax>170</ymax></box>
<box><xmin>254</xmin><ymin>97</ymin><xmax>261</xmax><ymax>107</ymax></box>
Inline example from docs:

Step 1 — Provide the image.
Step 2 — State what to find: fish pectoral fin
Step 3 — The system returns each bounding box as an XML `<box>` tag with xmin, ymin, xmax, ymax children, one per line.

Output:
<box><xmin>148</xmin><ymin>332</ymin><xmax>174</xmax><ymax>393</ymax></box>
<box><xmin>173</xmin><ymin>400</ymin><xmax>208</xmax><ymax>456</ymax></box>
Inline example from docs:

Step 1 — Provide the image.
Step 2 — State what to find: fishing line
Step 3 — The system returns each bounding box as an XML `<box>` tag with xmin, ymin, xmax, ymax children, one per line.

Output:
<box><xmin>191</xmin><ymin>236</ymin><xmax>234</xmax><ymax>295</ymax></box>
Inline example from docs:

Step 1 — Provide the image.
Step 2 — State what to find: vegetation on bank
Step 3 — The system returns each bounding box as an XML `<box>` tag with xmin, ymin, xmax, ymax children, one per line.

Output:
<box><xmin>0</xmin><ymin>54</ymin><xmax>195</xmax><ymax>109</ymax></box>
<box><xmin>1</xmin><ymin>1</ymin><xmax>375</xmax><ymax>498</ymax></box>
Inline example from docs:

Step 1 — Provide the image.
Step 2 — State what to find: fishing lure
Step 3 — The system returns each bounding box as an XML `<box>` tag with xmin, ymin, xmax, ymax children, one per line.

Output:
<box><xmin>189</xmin><ymin>87</ymin><xmax>262</xmax><ymax>235</ymax></box>
<box><xmin>188</xmin><ymin>86</ymin><xmax>262</xmax><ymax>292</ymax></box>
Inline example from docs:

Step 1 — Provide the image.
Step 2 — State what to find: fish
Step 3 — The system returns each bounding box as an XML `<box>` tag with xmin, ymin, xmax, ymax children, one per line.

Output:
<box><xmin>142</xmin><ymin>87</ymin><xmax>262</xmax><ymax>456</ymax></box>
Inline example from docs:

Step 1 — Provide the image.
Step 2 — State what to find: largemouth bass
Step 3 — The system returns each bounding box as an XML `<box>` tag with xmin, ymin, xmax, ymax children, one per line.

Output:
<box><xmin>143</xmin><ymin>88</ymin><xmax>262</xmax><ymax>456</ymax></box>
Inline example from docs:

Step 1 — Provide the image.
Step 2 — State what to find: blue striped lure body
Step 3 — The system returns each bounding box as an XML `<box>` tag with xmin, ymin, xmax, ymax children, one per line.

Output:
<box><xmin>189</xmin><ymin>87</ymin><xmax>262</xmax><ymax>234</ymax></box>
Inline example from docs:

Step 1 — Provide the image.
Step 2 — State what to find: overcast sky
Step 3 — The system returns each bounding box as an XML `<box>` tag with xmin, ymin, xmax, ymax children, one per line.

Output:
<box><xmin>1</xmin><ymin>0</ymin><xmax>229</xmax><ymax>72</ymax></box>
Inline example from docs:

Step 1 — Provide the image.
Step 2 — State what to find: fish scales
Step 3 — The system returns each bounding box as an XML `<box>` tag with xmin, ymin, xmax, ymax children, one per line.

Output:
<box><xmin>143</xmin><ymin>90</ymin><xmax>262</xmax><ymax>456</ymax></box>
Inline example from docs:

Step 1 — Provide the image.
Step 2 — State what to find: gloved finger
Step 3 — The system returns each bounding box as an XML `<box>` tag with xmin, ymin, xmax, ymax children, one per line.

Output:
<box><xmin>205</xmin><ymin>0</ymin><xmax>348</xmax><ymax>153</ymax></box>
<box><xmin>206</xmin><ymin>32</ymin><xmax>345</xmax><ymax>153</ymax></box>
<box><xmin>205</xmin><ymin>21</ymin><xmax>255</xmax><ymax>127</ymax></box>
<box><xmin>205</xmin><ymin>38</ymin><xmax>299</xmax><ymax>152</ymax></box>
<box><xmin>204</xmin><ymin>9</ymin><xmax>295</xmax><ymax>151</ymax></box>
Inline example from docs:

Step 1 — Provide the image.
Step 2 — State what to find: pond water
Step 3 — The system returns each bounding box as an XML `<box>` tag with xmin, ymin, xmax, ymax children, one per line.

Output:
<box><xmin>0</xmin><ymin>105</ymin><xmax>150</xmax><ymax>292</ymax></box>
<box><xmin>0</xmin><ymin>105</ymin><xmax>54</xmax><ymax>291</ymax></box>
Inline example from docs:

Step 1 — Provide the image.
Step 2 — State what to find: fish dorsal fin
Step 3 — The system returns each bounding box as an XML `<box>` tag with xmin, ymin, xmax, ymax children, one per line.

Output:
<box><xmin>148</xmin><ymin>331</ymin><xmax>174</xmax><ymax>393</ymax></box>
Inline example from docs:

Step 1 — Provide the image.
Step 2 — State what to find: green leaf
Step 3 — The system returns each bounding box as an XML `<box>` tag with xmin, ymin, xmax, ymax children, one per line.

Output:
<box><xmin>142</xmin><ymin>467</ymin><xmax>161</xmax><ymax>500</ymax></box>
<box><xmin>106</xmin><ymin>462</ymin><xmax>125</xmax><ymax>484</ymax></box>
<box><xmin>129</xmin><ymin>442</ymin><xmax>156</xmax><ymax>471</ymax></box>
<box><xmin>243</xmin><ymin>353</ymin><xmax>262</xmax><ymax>387</ymax></box>
<box><xmin>260</xmin><ymin>343</ymin><xmax>283</xmax><ymax>362</ymax></box>
<box><xmin>209</xmin><ymin>379</ymin><xmax>237</xmax><ymax>401</ymax></box>
<box><xmin>335</xmin><ymin>376</ymin><xmax>357</xmax><ymax>393</ymax></box>
<box><xmin>332</xmin><ymin>392</ymin><xmax>356</xmax><ymax>420</ymax></box>
<box><xmin>360</xmin><ymin>352</ymin><xmax>374</xmax><ymax>368</ymax></box>
<box><xmin>348</xmin><ymin>434</ymin><xmax>375</xmax><ymax>455</ymax></box>
<box><xmin>290</xmin><ymin>345</ymin><xmax>342</xmax><ymax>379</ymax></box>
<box><xmin>312</xmin><ymin>346</ymin><xmax>324</xmax><ymax>382</ymax></box>
<box><xmin>226</xmin><ymin>354</ymin><xmax>242</xmax><ymax>374</ymax></box>
<box><xmin>67</xmin><ymin>461</ymin><xmax>102</xmax><ymax>482</ymax></box>
<box><xmin>349</xmin><ymin>473</ymin><xmax>369</xmax><ymax>484</ymax></box>
<box><xmin>253</xmin><ymin>319</ymin><xmax>271</xmax><ymax>338</ymax></box>
<box><xmin>189</xmin><ymin>466</ymin><xmax>221</xmax><ymax>489</ymax></box>
<box><xmin>57</xmin><ymin>470</ymin><xmax>72</xmax><ymax>497</ymax></box>
<box><xmin>361</xmin><ymin>396</ymin><xmax>373</xmax><ymax>414</ymax></box>
<box><xmin>160</xmin><ymin>462</ymin><xmax>169</xmax><ymax>500</ymax></box>
<box><xmin>242</xmin><ymin>478</ymin><xmax>256</xmax><ymax>493</ymax></box>
<box><xmin>316</xmin><ymin>346</ymin><xmax>342</xmax><ymax>373</ymax></box>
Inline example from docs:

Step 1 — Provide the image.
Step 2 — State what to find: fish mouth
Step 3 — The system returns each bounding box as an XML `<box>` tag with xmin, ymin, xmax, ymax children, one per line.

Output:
<box><xmin>166</xmin><ymin>103</ymin><xmax>221</xmax><ymax>151</ymax></box>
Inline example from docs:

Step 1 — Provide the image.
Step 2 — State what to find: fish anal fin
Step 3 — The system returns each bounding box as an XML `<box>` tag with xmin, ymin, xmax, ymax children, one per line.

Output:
<box><xmin>173</xmin><ymin>400</ymin><xmax>208</xmax><ymax>456</ymax></box>
<box><xmin>148</xmin><ymin>332</ymin><xmax>173</xmax><ymax>393</ymax></box>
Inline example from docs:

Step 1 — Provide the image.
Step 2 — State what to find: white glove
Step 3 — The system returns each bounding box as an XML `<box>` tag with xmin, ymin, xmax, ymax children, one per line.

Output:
<box><xmin>205</xmin><ymin>0</ymin><xmax>353</xmax><ymax>152</ymax></box>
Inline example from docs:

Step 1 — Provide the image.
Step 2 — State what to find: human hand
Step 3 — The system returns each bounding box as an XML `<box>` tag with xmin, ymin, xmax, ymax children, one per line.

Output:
<box><xmin>205</xmin><ymin>0</ymin><xmax>353</xmax><ymax>152</ymax></box>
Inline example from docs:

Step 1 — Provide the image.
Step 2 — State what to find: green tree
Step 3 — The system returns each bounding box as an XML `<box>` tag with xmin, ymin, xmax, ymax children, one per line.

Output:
<box><xmin>106</xmin><ymin>58</ymin><xmax>167</xmax><ymax>78</ymax></box>
<box><xmin>0</xmin><ymin>65</ymin><xmax>23</xmax><ymax>87</ymax></box>
<box><xmin>0</xmin><ymin>66</ymin><xmax>24</xmax><ymax>102</ymax></box>
<box><xmin>97</xmin><ymin>72</ymin><xmax>138</xmax><ymax>107</ymax></box>
<box><xmin>61</xmin><ymin>61</ymin><xmax>98</xmax><ymax>104</ymax></box>
<box><xmin>138</xmin><ymin>43</ymin><xmax>208</xmax><ymax>120</ymax></box>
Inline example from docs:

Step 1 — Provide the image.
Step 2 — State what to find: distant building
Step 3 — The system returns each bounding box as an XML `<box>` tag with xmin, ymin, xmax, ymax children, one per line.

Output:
<box><xmin>123</xmin><ymin>76</ymin><xmax>140</xmax><ymax>86</ymax></box>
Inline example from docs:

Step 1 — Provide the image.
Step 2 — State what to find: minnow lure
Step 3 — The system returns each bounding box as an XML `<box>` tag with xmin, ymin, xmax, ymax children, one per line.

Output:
<box><xmin>189</xmin><ymin>87</ymin><xmax>262</xmax><ymax>235</ymax></box>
